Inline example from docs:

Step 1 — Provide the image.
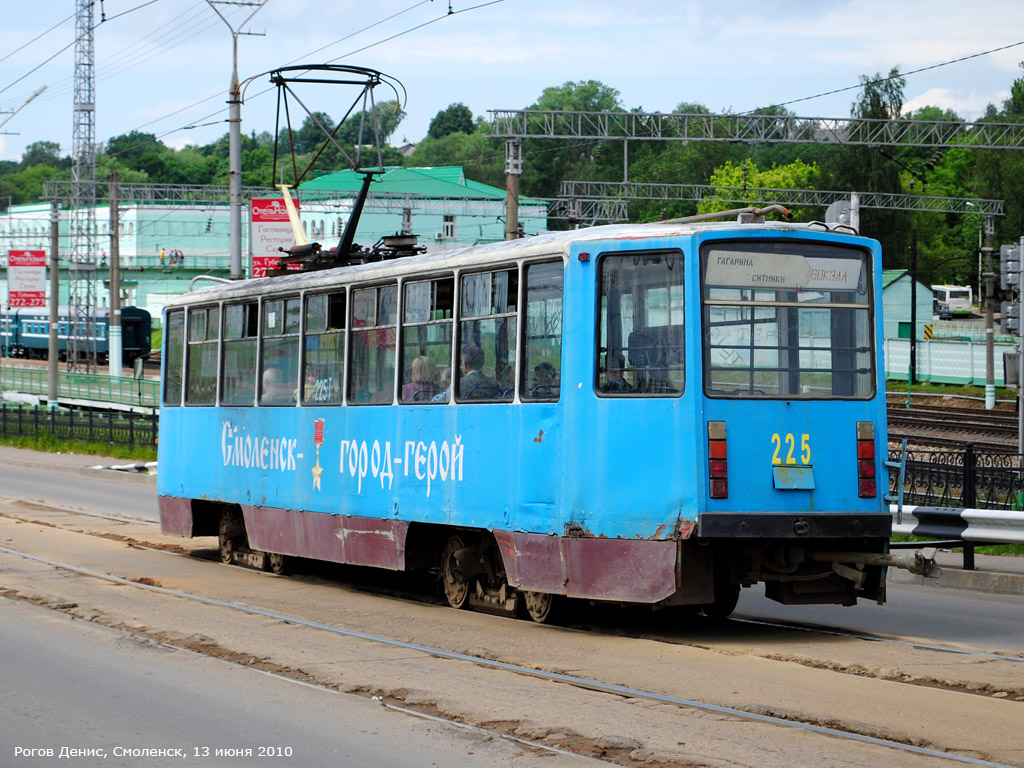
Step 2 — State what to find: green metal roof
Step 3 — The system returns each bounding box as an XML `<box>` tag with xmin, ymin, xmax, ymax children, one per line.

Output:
<box><xmin>301</xmin><ymin>166</ymin><xmax>502</xmax><ymax>199</ymax></box>
<box><xmin>882</xmin><ymin>269</ymin><xmax>908</xmax><ymax>288</ymax></box>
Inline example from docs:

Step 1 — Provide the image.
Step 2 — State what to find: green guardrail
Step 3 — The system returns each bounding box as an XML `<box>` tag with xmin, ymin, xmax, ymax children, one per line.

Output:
<box><xmin>0</xmin><ymin>366</ymin><xmax>159</xmax><ymax>409</ymax></box>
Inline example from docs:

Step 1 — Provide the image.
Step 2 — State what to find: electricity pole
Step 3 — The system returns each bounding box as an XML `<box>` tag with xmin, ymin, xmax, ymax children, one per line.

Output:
<box><xmin>207</xmin><ymin>0</ymin><xmax>267</xmax><ymax>280</ymax></box>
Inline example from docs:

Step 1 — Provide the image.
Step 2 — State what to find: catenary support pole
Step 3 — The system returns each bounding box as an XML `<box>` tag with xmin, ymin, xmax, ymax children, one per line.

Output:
<box><xmin>108</xmin><ymin>171</ymin><xmax>122</xmax><ymax>376</ymax></box>
<box><xmin>983</xmin><ymin>217</ymin><xmax>995</xmax><ymax>409</ymax></box>
<box><xmin>48</xmin><ymin>200</ymin><xmax>59</xmax><ymax>405</ymax></box>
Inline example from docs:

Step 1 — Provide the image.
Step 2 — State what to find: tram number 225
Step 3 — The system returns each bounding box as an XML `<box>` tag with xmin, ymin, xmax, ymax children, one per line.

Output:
<box><xmin>771</xmin><ymin>433</ymin><xmax>811</xmax><ymax>465</ymax></box>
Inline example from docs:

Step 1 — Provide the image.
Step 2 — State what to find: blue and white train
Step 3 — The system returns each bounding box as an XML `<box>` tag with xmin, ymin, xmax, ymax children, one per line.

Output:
<box><xmin>0</xmin><ymin>306</ymin><xmax>152</xmax><ymax>364</ymax></box>
<box><xmin>157</xmin><ymin>210</ymin><xmax>893</xmax><ymax>621</ymax></box>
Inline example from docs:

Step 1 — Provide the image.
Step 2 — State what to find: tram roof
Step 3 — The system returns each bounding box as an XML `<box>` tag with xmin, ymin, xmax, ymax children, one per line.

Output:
<box><xmin>165</xmin><ymin>218</ymin><xmax>843</xmax><ymax>309</ymax></box>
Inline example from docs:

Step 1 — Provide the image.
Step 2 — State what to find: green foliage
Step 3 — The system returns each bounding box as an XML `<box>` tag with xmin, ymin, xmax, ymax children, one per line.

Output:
<box><xmin>1</xmin><ymin>164</ymin><xmax>66</xmax><ymax>204</ymax></box>
<box><xmin>1006</xmin><ymin>61</ymin><xmax>1024</xmax><ymax>116</ymax></box>
<box><xmin>532</xmin><ymin>80</ymin><xmax>621</xmax><ymax>112</ymax></box>
<box><xmin>406</xmin><ymin>120</ymin><xmax>505</xmax><ymax>189</ymax></box>
<box><xmin>626</xmin><ymin>139</ymin><xmax>746</xmax><ymax>221</ymax></box>
<box><xmin>517</xmin><ymin>80</ymin><xmax>626</xmax><ymax>203</ymax></box>
<box><xmin>105</xmin><ymin>131</ymin><xmax>166</xmax><ymax>166</ymax></box>
<box><xmin>0</xmin><ymin>434</ymin><xmax>157</xmax><ymax>462</ymax></box>
<box><xmin>698</xmin><ymin>159</ymin><xmax>820</xmax><ymax>216</ymax></box>
<box><xmin>6</xmin><ymin>66</ymin><xmax>1024</xmax><ymax>275</ymax></box>
<box><xmin>428</xmin><ymin>103</ymin><xmax>475</xmax><ymax>139</ymax></box>
<box><xmin>21</xmin><ymin>141</ymin><xmax>67</xmax><ymax>170</ymax></box>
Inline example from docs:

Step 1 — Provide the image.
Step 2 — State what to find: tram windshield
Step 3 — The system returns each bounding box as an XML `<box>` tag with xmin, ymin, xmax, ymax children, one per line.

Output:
<box><xmin>701</xmin><ymin>241</ymin><xmax>874</xmax><ymax>399</ymax></box>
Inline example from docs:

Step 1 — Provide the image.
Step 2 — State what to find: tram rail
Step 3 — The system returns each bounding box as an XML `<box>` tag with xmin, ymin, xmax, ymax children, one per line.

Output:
<box><xmin>0</xmin><ymin>527</ymin><xmax>1015</xmax><ymax>768</ymax></box>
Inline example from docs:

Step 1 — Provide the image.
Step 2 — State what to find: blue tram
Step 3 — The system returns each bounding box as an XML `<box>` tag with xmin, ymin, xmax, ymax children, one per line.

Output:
<box><xmin>0</xmin><ymin>305</ymin><xmax>152</xmax><ymax>364</ymax></box>
<box><xmin>157</xmin><ymin>211</ymin><xmax>892</xmax><ymax>620</ymax></box>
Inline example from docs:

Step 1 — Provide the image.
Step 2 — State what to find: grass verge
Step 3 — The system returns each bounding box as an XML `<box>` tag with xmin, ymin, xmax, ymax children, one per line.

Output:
<box><xmin>0</xmin><ymin>434</ymin><xmax>157</xmax><ymax>462</ymax></box>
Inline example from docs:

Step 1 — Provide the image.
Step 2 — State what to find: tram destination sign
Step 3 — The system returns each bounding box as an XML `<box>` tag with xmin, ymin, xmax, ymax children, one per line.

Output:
<box><xmin>705</xmin><ymin>249</ymin><xmax>862</xmax><ymax>292</ymax></box>
<box><xmin>7</xmin><ymin>250</ymin><xmax>46</xmax><ymax>307</ymax></box>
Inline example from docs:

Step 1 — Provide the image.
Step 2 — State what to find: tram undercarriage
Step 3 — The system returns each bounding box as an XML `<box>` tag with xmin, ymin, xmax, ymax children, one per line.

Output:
<box><xmin>198</xmin><ymin>498</ymin><xmax>934</xmax><ymax>624</ymax></box>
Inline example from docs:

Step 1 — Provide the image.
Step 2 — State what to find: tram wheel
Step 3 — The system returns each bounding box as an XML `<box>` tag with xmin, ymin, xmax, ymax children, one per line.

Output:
<box><xmin>441</xmin><ymin>534</ymin><xmax>471</xmax><ymax>610</ymax></box>
<box><xmin>266</xmin><ymin>552</ymin><xmax>288</xmax><ymax>575</ymax></box>
<box><xmin>218</xmin><ymin>509</ymin><xmax>245</xmax><ymax>565</ymax></box>
<box><xmin>520</xmin><ymin>591</ymin><xmax>557</xmax><ymax>624</ymax></box>
<box><xmin>702</xmin><ymin>582</ymin><xmax>740</xmax><ymax>620</ymax></box>
<box><xmin>218</xmin><ymin>535</ymin><xmax>234</xmax><ymax>564</ymax></box>
<box><xmin>218</xmin><ymin>516</ymin><xmax>235</xmax><ymax>564</ymax></box>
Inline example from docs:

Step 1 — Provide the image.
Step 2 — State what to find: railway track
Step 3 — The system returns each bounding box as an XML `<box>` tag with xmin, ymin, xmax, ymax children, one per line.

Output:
<box><xmin>887</xmin><ymin>402</ymin><xmax>1021</xmax><ymax>452</ymax></box>
<box><xmin>0</xmin><ymin>496</ymin><xmax>1021</xmax><ymax>766</ymax></box>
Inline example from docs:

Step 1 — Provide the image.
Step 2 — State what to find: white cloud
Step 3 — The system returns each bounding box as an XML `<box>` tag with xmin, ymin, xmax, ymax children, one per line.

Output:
<box><xmin>904</xmin><ymin>87</ymin><xmax>1008</xmax><ymax>120</ymax></box>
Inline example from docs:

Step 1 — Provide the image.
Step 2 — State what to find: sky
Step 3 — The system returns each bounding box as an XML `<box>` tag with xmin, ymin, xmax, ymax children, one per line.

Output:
<box><xmin>1</xmin><ymin>0</ymin><xmax>1023</xmax><ymax>164</ymax></box>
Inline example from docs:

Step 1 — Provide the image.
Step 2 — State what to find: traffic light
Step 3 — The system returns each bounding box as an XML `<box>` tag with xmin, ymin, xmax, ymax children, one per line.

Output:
<box><xmin>1001</xmin><ymin>243</ymin><xmax>1023</xmax><ymax>335</ymax></box>
<box><xmin>1000</xmin><ymin>243</ymin><xmax>1021</xmax><ymax>291</ymax></box>
<box><xmin>1001</xmin><ymin>301</ymin><xmax>1020</xmax><ymax>335</ymax></box>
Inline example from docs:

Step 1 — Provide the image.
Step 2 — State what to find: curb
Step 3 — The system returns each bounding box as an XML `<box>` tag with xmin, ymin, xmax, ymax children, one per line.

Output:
<box><xmin>0</xmin><ymin>454</ymin><xmax>157</xmax><ymax>486</ymax></box>
<box><xmin>889</xmin><ymin>566</ymin><xmax>1024</xmax><ymax>596</ymax></box>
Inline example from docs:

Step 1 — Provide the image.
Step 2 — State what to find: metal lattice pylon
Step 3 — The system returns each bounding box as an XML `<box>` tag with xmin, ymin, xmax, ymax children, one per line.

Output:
<box><xmin>68</xmin><ymin>0</ymin><xmax>98</xmax><ymax>372</ymax></box>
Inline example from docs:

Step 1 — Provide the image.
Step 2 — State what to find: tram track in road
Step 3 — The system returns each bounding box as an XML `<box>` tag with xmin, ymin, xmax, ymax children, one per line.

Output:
<box><xmin>0</xmin><ymin>539</ymin><xmax>1016</xmax><ymax>768</ymax></box>
<box><xmin>0</xmin><ymin>498</ymin><xmax>1023</xmax><ymax>766</ymax></box>
<box><xmin>2</xmin><ymin>496</ymin><xmax>1021</xmax><ymax>670</ymax></box>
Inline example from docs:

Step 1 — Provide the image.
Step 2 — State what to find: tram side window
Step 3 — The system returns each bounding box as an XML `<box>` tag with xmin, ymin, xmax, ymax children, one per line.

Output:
<box><xmin>163</xmin><ymin>309</ymin><xmax>185</xmax><ymax>406</ymax></box>
<box><xmin>400</xmin><ymin>277</ymin><xmax>453</xmax><ymax>403</ymax></box>
<box><xmin>349</xmin><ymin>285</ymin><xmax>397</xmax><ymax>404</ymax></box>
<box><xmin>260</xmin><ymin>297</ymin><xmax>300</xmax><ymax>405</ymax></box>
<box><xmin>185</xmin><ymin>306</ymin><xmax>219</xmax><ymax>406</ymax></box>
<box><xmin>521</xmin><ymin>261</ymin><xmax>563</xmax><ymax>401</ymax></box>
<box><xmin>221</xmin><ymin>302</ymin><xmax>258</xmax><ymax>406</ymax></box>
<box><xmin>457</xmin><ymin>268</ymin><xmax>517</xmax><ymax>402</ymax></box>
<box><xmin>303</xmin><ymin>291</ymin><xmax>345</xmax><ymax>404</ymax></box>
<box><xmin>596</xmin><ymin>251</ymin><xmax>684</xmax><ymax>396</ymax></box>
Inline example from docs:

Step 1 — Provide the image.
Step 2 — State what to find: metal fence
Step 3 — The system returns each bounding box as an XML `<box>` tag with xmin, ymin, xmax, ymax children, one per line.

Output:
<box><xmin>1</xmin><ymin>367</ymin><xmax>159</xmax><ymax>410</ymax></box>
<box><xmin>0</xmin><ymin>404</ymin><xmax>158</xmax><ymax>453</ymax></box>
<box><xmin>889</xmin><ymin>444</ymin><xmax>1023</xmax><ymax>568</ymax></box>
<box><xmin>889</xmin><ymin>444</ymin><xmax>1024</xmax><ymax>511</ymax></box>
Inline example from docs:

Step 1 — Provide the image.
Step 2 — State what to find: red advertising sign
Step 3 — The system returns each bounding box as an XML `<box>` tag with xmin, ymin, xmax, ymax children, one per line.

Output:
<box><xmin>250</xmin><ymin>198</ymin><xmax>300</xmax><ymax>278</ymax></box>
<box><xmin>8</xmin><ymin>250</ymin><xmax>46</xmax><ymax>307</ymax></box>
<box><xmin>251</xmin><ymin>198</ymin><xmax>293</xmax><ymax>223</ymax></box>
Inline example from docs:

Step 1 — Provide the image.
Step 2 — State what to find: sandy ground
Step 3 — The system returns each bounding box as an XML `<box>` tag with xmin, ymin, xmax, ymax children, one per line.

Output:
<box><xmin>0</xmin><ymin>501</ymin><xmax>1022</xmax><ymax>767</ymax></box>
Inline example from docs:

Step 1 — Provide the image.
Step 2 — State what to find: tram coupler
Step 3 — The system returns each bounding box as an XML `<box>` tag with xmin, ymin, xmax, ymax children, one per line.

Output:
<box><xmin>808</xmin><ymin>548</ymin><xmax>938</xmax><ymax>577</ymax></box>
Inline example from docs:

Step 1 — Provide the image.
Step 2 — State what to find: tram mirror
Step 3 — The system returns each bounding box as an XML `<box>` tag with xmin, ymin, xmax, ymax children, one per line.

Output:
<box><xmin>134</xmin><ymin>357</ymin><xmax>145</xmax><ymax>380</ymax></box>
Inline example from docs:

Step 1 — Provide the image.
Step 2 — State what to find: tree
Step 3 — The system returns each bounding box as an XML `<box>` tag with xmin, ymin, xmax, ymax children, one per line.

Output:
<box><xmin>428</xmin><ymin>103</ymin><xmax>474</xmax><ymax>139</ymax></box>
<box><xmin>697</xmin><ymin>159</ymin><xmax>821</xmax><ymax>216</ymax></box>
<box><xmin>1004</xmin><ymin>61</ymin><xmax>1024</xmax><ymax>117</ymax></box>
<box><xmin>20</xmin><ymin>141</ymin><xmax>64</xmax><ymax>170</ymax></box>
<box><xmin>852</xmin><ymin>68</ymin><xmax>905</xmax><ymax>120</ymax></box>
<box><xmin>820</xmin><ymin>69</ymin><xmax>910</xmax><ymax>266</ymax></box>
<box><xmin>0</xmin><ymin>164</ymin><xmax>64</xmax><ymax>203</ymax></box>
<box><xmin>105</xmin><ymin>131</ymin><xmax>166</xmax><ymax>167</ymax></box>
<box><xmin>521</xmin><ymin>80</ymin><xmax>624</xmax><ymax>202</ymax></box>
<box><xmin>334</xmin><ymin>100</ymin><xmax>406</xmax><ymax>147</ymax></box>
<box><xmin>406</xmin><ymin>119</ymin><xmax>505</xmax><ymax>189</ymax></box>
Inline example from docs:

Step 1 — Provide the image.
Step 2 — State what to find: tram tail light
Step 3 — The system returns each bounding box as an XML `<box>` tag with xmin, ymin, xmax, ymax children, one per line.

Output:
<box><xmin>856</xmin><ymin>422</ymin><xmax>876</xmax><ymax>498</ymax></box>
<box><xmin>708</xmin><ymin>421</ymin><xmax>728</xmax><ymax>499</ymax></box>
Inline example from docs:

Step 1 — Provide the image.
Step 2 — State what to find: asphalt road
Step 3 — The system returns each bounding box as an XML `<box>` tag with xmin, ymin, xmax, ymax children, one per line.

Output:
<box><xmin>1</xmin><ymin>597</ymin><xmax>585</xmax><ymax>768</ymax></box>
<box><xmin>735</xmin><ymin>582</ymin><xmax>1024</xmax><ymax>654</ymax></box>
<box><xmin>0</xmin><ymin>446</ymin><xmax>158</xmax><ymax>521</ymax></box>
